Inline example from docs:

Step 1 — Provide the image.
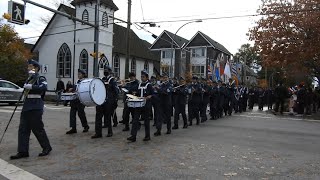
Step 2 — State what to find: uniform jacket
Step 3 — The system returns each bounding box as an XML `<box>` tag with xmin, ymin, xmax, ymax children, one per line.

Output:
<box><xmin>23</xmin><ymin>73</ymin><xmax>47</xmax><ymax>111</ymax></box>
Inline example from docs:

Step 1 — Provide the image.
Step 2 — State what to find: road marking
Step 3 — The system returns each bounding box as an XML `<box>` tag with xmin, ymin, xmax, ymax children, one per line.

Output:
<box><xmin>0</xmin><ymin>158</ymin><xmax>43</xmax><ymax>180</ymax></box>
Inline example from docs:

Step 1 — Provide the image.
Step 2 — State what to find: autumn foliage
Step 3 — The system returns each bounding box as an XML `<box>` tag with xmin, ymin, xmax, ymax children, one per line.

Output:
<box><xmin>249</xmin><ymin>0</ymin><xmax>320</xmax><ymax>80</ymax></box>
<box><xmin>0</xmin><ymin>19</ymin><xmax>32</xmax><ymax>84</ymax></box>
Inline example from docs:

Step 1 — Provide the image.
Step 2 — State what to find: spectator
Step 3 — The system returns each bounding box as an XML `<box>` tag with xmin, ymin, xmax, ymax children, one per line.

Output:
<box><xmin>55</xmin><ymin>77</ymin><xmax>65</xmax><ymax>106</ymax></box>
<box><xmin>64</xmin><ymin>81</ymin><xmax>73</xmax><ymax>106</ymax></box>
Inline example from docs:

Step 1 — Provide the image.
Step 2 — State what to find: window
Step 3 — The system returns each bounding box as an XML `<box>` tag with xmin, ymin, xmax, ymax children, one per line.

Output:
<box><xmin>144</xmin><ymin>61</ymin><xmax>149</xmax><ymax>73</ymax></box>
<box><xmin>181</xmin><ymin>50</ymin><xmax>186</xmax><ymax>59</ymax></box>
<box><xmin>131</xmin><ymin>58</ymin><xmax>136</xmax><ymax>74</ymax></box>
<box><xmin>191</xmin><ymin>48</ymin><xmax>206</xmax><ymax>57</ymax></box>
<box><xmin>162</xmin><ymin>50</ymin><xmax>173</xmax><ymax>59</ymax></box>
<box><xmin>0</xmin><ymin>82</ymin><xmax>18</xmax><ymax>89</ymax></box>
<box><xmin>102</xmin><ymin>12</ymin><xmax>108</xmax><ymax>27</ymax></box>
<box><xmin>82</xmin><ymin>9</ymin><xmax>89</xmax><ymax>24</ymax></box>
<box><xmin>99</xmin><ymin>56</ymin><xmax>109</xmax><ymax>69</ymax></box>
<box><xmin>79</xmin><ymin>49</ymin><xmax>88</xmax><ymax>73</ymax></box>
<box><xmin>57</xmin><ymin>43</ymin><xmax>71</xmax><ymax>78</ymax></box>
<box><xmin>113</xmin><ymin>55</ymin><xmax>120</xmax><ymax>78</ymax></box>
<box><xmin>192</xmin><ymin>65</ymin><xmax>205</xmax><ymax>77</ymax></box>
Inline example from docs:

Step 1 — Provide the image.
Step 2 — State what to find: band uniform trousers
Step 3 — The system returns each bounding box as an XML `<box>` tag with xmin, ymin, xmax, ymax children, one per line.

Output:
<box><xmin>18</xmin><ymin>110</ymin><xmax>51</xmax><ymax>153</ymax></box>
<box><xmin>70</xmin><ymin>100</ymin><xmax>88</xmax><ymax>129</ymax></box>
<box><xmin>157</xmin><ymin>98</ymin><xmax>172</xmax><ymax>131</ymax></box>
<box><xmin>200</xmin><ymin>96</ymin><xmax>209</xmax><ymax>121</ymax></box>
<box><xmin>123</xmin><ymin>102</ymin><xmax>134</xmax><ymax>128</ymax></box>
<box><xmin>95</xmin><ymin>102</ymin><xmax>115</xmax><ymax>135</ymax></box>
<box><xmin>174</xmin><ymin>103</ymin><xmax>187</xmax><ymax>127</ymax></box>
<box><xmin>131</xmin><ymin>104</ymin><xmax>151</xmax><ymax>138</ymax></box>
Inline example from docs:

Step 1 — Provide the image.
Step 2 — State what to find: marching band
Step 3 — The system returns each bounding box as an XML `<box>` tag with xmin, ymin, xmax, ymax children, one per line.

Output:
<box><xmin>60</xmin><ymin>68</ymin><xmax>251</xmax><ymax>143</ymax></box>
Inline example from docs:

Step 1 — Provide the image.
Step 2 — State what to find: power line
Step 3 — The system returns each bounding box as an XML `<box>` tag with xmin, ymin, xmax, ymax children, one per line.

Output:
<box><xmin>22</xmin><ymin>27</ymin><xmax>94</xmax><ymax>40</ymax></box>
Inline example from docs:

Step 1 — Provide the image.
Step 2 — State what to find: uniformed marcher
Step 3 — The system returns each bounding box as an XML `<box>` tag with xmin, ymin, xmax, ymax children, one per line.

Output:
<box><xmin>209</xmin><ymin>81</ymin><xmax>219</xmax><ymax>120</ymax></box>
<box><xmin>154</xmin><ymin>72</ymin><xmax>173</xmax><ymax>136</ymax></box>
<box><xmin>127</xmin><ymin>70</ymin><xmax>154</xmax><ymax>142</ymax></box>
<box><xmin>172</xmin><ymin>77</ymin><xmax>188</xmax><ymax>129</ymax></box>
<box><xmin>188</xmin><ymin>76</ymin><xmax>202</xmax><ymax>125</ymax></box>
<box><xmin>10</xmin><ymin>60</ymin><xmax>52</xmax><ymax>159</ymax></box>
<box><xmin>121</xmin><ymin>72</ymin><xmax>139</xmax><ymax>131</ymax></box>
<box><xmin>66</xmin><ymin>69</ymin><xmax>90</xmax><ymax>134</ymax></box>
<box><xmin>217</xmin><ymin>80</ymin><xmax>225</xmax><ymax>118</ymax></box>
<box><xmin>200</xmin><ymin>78</ymin><xmax>210</xmax><ymax>122</ymax></box>
<box><xmin>150</xmin><ymin>76</ymin><xmax>160</xmax><ymax>127</ymax></box>
<box><xmin>226</xmin><ymin>78</ymin><xmax>236</xmax><ymax>115</ymax></box>
<box><xmin>92</xmin><ymin>66</ymin><xmax>118</xmax><ymax>138</ymax></box>
<box><xmin>248</xmin><ymin>86</ymin><xmax>255</xmax><ymax>110</ymax></box>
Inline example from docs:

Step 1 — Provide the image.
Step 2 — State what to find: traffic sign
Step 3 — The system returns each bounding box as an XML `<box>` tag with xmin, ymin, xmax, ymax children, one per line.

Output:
<box><xmin>8</xmin><ymin>1</ymin><xmax>25</xmax><ymax>25</ymax></box>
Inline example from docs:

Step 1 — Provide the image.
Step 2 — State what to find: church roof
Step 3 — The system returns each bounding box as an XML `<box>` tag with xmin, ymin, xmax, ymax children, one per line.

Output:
<box><xmin>71</xmin><ymin>0</ymin><xmax>118</xmax><ymax>11</ymax></box>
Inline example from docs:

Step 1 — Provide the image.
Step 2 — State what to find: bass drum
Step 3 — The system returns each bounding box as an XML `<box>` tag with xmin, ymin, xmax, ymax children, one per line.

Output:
<box><xmin>77</xmin><ymin>78</ymin><xmax>106</xmax><ymax>106</ymax></box>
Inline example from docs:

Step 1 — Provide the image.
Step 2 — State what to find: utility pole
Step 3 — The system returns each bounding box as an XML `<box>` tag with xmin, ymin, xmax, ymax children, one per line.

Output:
<box><xmin>125</xmin><ymin>0</ymin><xmax>132</xmax><ymax>78</ymax></box>
<box><xmin>93</xmin><ymin>0</ymin><xmax>100</xmax><ymax>77</ymax></box>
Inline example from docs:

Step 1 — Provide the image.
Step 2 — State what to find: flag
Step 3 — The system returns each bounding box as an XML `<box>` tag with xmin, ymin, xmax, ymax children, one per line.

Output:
<box><xmin>232</xmin><ymin>63</ymin><xmax>237</xmax><ymax>76</ymax></box>
<box><xmin>224</xmin><ymin>59</ymin><xmax>231</xmax><ymax>78</ymax></box>
<box><xmin>215</xmin><ymin>59</ymin><xmax>220</xmax><ymax>81</ymax></box>
<box><xmin>219</xmin><ymin>53</ymin><xmax>224</xmax><ymax>75</ymax></box>
<box><xmin>207</xmin><ymin>64</ymin><xmax>212</xmax><ymax>75</ymax></box>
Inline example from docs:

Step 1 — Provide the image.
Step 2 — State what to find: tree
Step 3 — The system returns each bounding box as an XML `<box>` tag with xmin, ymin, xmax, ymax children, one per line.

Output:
<box><xmin>249</xmin><ymin>0</ymin><xmax>320</xmax><ymax>82</ymax></box>
<box><xmin>233</xmin><ymin>43</ymin><xmax>261</xmax><ymax>71</ymax></box>
<box><xmin>0</xmin><ymin>19</ymin><xmax>32</xmax><ymax>85</ymax></box>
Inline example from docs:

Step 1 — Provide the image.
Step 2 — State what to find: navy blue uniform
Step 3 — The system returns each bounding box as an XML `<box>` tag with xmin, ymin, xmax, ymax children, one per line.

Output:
<box><xmin>69</xmin><ymin>79</ymin><xmax>89</xmax><ymax>130</ymax></box>
<box><xmin>218</xmin><ymin>85</ymin><xmax>226</xmax><ymax>118</ymax></box>
<box><xmin>200</xmin><ymin>83</ymin><xmax>210</xmax><ymax>122</ymax></box>
<box><xmin>209</xmin><ymin>85</ymin><xmax>219</xmax><ymax>119</ymax></box>
<box><xmin>189</xmin><ymin>83</ymin><xmax>202</xmax><ymax>125</ymax></box>
<box><xmin>122</xmin><ymin>79</ymin><xmax>139</xmax><ymax>129</ymax></box>
<box><xmin>130</xmin><ymin>81</ymin><xmax>154</xmax><ymax>138</ymax></box>
<box><xmin>156</xmin><ymin>81</ymin><xmax>173</xmax><ymax>131</ymax></box>
<box><xmin>18</xmin><ymin>73</ymin><xmax>52</xmax><ymax>154</ymax></box>
<box><xmin>173</xmin><ymin>85</ymin><xmax>188</xmax><ymax>128</ymax></box>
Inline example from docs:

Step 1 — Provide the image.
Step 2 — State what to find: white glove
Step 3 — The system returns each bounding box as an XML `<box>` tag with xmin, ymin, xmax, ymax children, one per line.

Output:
<box><xmin>23</xmin><ymin>84</ymin><xmax>33</xmax><ymax>90</ymax></box>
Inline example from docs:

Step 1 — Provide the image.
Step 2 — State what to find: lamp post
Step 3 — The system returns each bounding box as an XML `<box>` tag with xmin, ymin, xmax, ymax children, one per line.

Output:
<box><xmin>170</xmin><ymin>20</ymin><xmax>202</xmax><ymax>78</ymax></box>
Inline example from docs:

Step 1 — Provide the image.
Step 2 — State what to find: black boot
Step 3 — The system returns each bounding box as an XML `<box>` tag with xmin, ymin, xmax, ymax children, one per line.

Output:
<box><xmin>10</xmin><ymin>152</ymin><xmax>29</xmax><ymax>160</ymax></box>
<box><xmin>106</xmin><ymin>132</ymin><xmax>113</xmax><ymax>137</ymax></box>
<box><xmin>166</xmin><ymin>129</ymin><xmax>171</xmax><ymax>134</ymax></box>
<box><xmin>122</xmin><ymin>126</ymin><xmax>130</xmax><ymax>132</ymax></box>
<box><xmin>127</xmin><ymin>136</ymin><xmax>136</xmax><ymax>142</ymax></box>
<box><xmin>39</xmin><ymin>147</ymin><xmax>52</xmax><ymax>157</ymax></box>
<box><xmin>91</xmin><ymin>134</ymin><xmax>102</xmax><ymax>139</ymax></box>
<box><xmin>183</xmin><ymin>124</ymin><xmax>188</xmax><ymax>129</ymax></box>
<box><xmin>154</xmin><ymin>129</ymin><xmax>161</xmax><ymax>136</ymax></box>
<box><xmin>143</xmin><ymin>136</ymin><xmax>151</xmax><ymax>141</ymax></box>
<box><xmin>83</xmin><ymin>126</ymin><xmax>89</xmax><ymax>133</ymax></box>
<box><xmin>172</xmin><ymin>125</ymin><xmax>178</xmax><ymax>130</ymax></box>
<box><xmin>66</xmin><ymin>128</ymin><xmax>77</xmax><ymax>134</ymax></box>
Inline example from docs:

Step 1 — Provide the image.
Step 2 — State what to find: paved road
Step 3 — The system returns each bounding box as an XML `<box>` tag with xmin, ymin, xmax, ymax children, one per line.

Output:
<box><xmin>0</xmin><ymin>103</ymin><xmax>320</xmax><ymax>180</ymax></box>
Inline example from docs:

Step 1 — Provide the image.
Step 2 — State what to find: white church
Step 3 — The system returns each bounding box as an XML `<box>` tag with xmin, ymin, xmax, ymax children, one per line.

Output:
<box><xmin>32</xmin><ymin>0</ymin><xmax>160</xmax><ymax>90</ymax></box>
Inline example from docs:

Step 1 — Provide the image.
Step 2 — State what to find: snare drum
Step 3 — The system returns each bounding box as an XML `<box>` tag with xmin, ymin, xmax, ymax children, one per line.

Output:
<box><xmin>77</xmin><ymin>78</ymin><xmax>106</xmax><ymax>106</ymax></box>
<box><xmin>61</xmin><ymin>93</ymin><xmax>77</xmax><ymax>101</ymax></box>
<box><xmin>127</xmin><ymin>98</ymin><xmax>146</xmax><ymax>108</ymax></box>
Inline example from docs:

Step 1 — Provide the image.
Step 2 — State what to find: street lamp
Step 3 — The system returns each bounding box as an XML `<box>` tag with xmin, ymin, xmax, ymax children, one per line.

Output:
<box><xmin>170</xmin><ymin>20</ymin><xmax>202</xmax><ymax>78</ymax></box>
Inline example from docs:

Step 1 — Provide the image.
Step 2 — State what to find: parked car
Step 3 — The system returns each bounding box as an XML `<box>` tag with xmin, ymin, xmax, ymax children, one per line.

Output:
<box><xmin>0</xmin><ymin>79</ymin><xmax>24</xmax><ymax>105</ymax></box>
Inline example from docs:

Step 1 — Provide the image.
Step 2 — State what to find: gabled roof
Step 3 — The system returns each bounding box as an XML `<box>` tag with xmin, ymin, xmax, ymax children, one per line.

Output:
<box><xmin>113</xmin><ymin>24</ymin><xmax>159</xmax><ymax>62</ymax></box>
<box><xmin>185</xmin><ymin>31</ymin><xmax>232</xmax><ymax>56</ymax></box>
<box><xmin>71</xmin><ymin>0</ymin><xmax>118</xmax><ymax>11</ymax></box>
<box><xmin>149</xmin><ymin>30</ymin><xmax>188</xmax><ymax>49</ymax></box>
<box><xmin>31</xmin><ymin>4</ymin><xmax>75</xmax><ymax>52</ymax></box>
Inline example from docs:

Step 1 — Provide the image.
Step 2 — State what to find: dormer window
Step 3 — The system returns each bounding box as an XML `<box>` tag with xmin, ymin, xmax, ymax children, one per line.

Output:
<box><xmin>102</xmin><ymin>12</ymin><xmax>108</xmax><ymax>27</ymax></box>
<box><xmin>82</xmin><ymin>9</ymin><xmax>89</xmax><ymax>24</ymax></box>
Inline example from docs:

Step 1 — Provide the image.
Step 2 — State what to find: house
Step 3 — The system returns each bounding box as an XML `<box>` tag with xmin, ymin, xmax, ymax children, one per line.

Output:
<box><xmin>184</xmin><ymin>31</ymin><xmax>232</xmax><ymax>79</ymax></box>
<box><xmin>149</xmin><ymin>30</ymin><xmax>189</xmax><ymax>77</ymax></box>
<box><xmin>31</xmin><ymin>0</ymin><xmax>159</xmax><ymax>90</ymax></box>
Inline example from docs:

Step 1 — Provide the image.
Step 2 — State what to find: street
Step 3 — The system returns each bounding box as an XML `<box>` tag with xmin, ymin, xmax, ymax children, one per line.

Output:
<box><xmin>0</xmin><ymin>103</ymin><xmax>320</xmax><ymax>180</ymax></box>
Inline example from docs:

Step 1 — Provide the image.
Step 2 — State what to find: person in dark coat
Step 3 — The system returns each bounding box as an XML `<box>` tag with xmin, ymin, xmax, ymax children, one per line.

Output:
<box><xmin>127</xmin><ymin>70</ymin><xmax>154</xmax><ymax>142</ymax></box>
<box><xmin>305</xmin><ymin>87</ymin><xmax>313</xmax><ymax>115</ymax></box>
<box><xmin>296</xmin><ymin>84</ymin><xmax>306</xmax><ymax>115</ymax></box>
<box><xmin>64</xmin><ymin>81</ymin><xmax>73</xmax><ymax>106</ymax></box>
<box><xmin>172</xmin><ymin>77</ymin><xmax>188</xmax><ymax>129</ymax></box>
<box><xmin>257</xmin><ymin>87</ymin><xmax>265</xmax><ymax>110</ymax></box>
<box><xmin>265</xmin><ymin>88</ymin><xmax>274</xmax><ymax>110</ymax></box>
<box><xmin>200</xmin><ymin>78</ymin><xmax>210</xmax><ymax>122</ymax></box>
<box><xmin>248</xmin><ymin>86</ymin><xmax>255</xmax><ymax>110</ymax></box>
<box><xmin>217</xmin><ymin>80</ymin><xmax>225</xmax><ymax>118</ymax></box>
<box><xmin>188</xmin><ymin>76</ymin><xmax>202</xmax><ymax>125</ymax></box>
<box><xmin>55</xmin><ymin>77</ymin><xmax>65</xmax><ymax>106</ymax></box>
<box><xmin>66</xmin><ymin>69</ymin><xmax>90</xmax><ymax>134</ymax></box>
<box><xmin>274</xmin><ymin>82</ymin><xmax>288</xmax><ymax>115</ymax></box>
<box><xmin>10</xmin><ymin>60</ymin><xmax>52</xmax><ymax>159</ymax></box>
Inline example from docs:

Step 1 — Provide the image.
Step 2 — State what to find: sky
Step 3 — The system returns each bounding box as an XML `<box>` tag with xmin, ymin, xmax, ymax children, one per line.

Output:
<box><xmin>0</xmin><ymin>0</ymin><xmax>262</xmax><ymax>54</ymax></box>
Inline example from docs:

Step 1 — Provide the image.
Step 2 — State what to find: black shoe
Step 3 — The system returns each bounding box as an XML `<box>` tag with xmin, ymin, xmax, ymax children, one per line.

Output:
<box><xmin>66</xmin><ymin>128</ymin><xmax>77</xmax><ymax>134</ymax></box>
<box><xmin>189</xmin><ymin>122</ymin><xmax>192</xmax><ymax>126</ymax></box>
<box><xmin>83</xmin><ymin>126</ymin><xmax>89</xmax><ymax>133</ymax></box>
<box><xmin>122</xmin><ymin>127</ymin><xmax>130</xmax><ymax>132</ymax></box>
<box><xmin>127</xmin><ymin>136</ymin><xmax>136</xmax><ymax>142</ymax></box>
<box><xmin>201</xmin><ymin>120</ymin><xmax>205</xmax><ymax>123</ymax></box>
<box><xmin>143</xmin><ymin>137</ymin><xmax>151</xmax><ymax>141</ymax></box>
<box><xmin>102</xmin><ymin>125</ymin><xmax>108</xmax><ymax>128</ymax></box>
<box><xmin>91</xmin><ymin>134</ymin><xmax>102</xmax><ymax>139</ymax></box>
<box><xmin>106</xmin><ymin>133</ymin><xmax>113</xmax><ymax>137</ymax></box>
<box><xmin>10</xmin><ymin>152</ymin><xmax>29</xmax><ymax>160</ymax></box>
<box><xmin>113</xmin><ymin>123</ymin><xmax>118</xmax><ymax>127</ymax></box>
<box><xmin>154</xmin><ymin>130</ymin><xmax>161</xmax><ymax>136</ymax></box>
<box><xmin>166</xmin><ymin>130</ymin><xmax>171</xmax><ymax>134</ymax></box>
<box><xmin>183</xmin><ymin>124</ymin><xmax>188</xmax><ymax>129</ymax></box>
<box><xmin>172</xmin><ymin>126</ymin><xmax>178</xmax><ymax>130</ymax></box>
<box><xmin>39</xmin><ymin>147</ymin><xmax>52</xmax><ymax>157</ymax></box>
<box><xmin>196</xmin><ymin>121</ymin><xmax>200</xmax><ymax>125</ymax></box>
<box><xmin>119</xmin><ymin>120</ymin><xmax>124</xmax><ymax>124</ymax></box>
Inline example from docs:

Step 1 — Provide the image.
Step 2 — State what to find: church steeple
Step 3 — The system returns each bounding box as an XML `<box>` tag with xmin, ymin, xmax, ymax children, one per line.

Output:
<box><xmin>71</xmin><ymin>0</ymin><xmax>118</xmax><ymax>11</ymax></box>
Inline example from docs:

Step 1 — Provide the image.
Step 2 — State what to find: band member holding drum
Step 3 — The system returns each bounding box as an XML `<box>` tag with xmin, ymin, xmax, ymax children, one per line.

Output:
<box><xmin>10</xmin><ymin>60</ymin><xmax>52</xmax><ymax>159</ymax></box>
<box><xmin>66</xmin><ymin>69</ymin><xmax>90</xmax><ymax>134</ymax></box>
<box><xmin>127</xmin><ymin>70</ymin><xmax>154</xmax><ymax>142</ymax></box>
<box><xmin>121</xmin><ymin>72</ymin><xmax>139</xmax><ymax>132</ymax></box>
<box><xmin>92</xmin><ymin>66</ymin><xmax>118</xmax><ymax>138</ymax></box>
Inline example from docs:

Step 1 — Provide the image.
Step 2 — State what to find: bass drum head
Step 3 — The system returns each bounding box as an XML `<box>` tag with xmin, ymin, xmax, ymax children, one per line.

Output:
<box><xmin>89</xmin><ymin>78</ymin><xmax>106</xmax><ymax>105</ymax></box>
